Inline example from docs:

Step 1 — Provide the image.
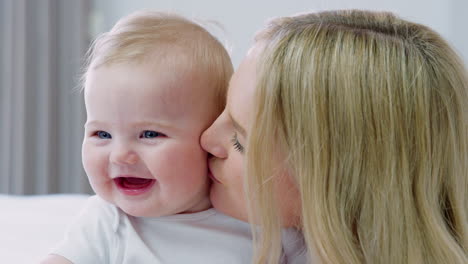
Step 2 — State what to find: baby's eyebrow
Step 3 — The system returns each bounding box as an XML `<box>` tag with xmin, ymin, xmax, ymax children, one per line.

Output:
<box><xmin>229</xmin><ymin>112</ymin><xmax>246</xmax><ymax>137</ymax></box>
<box><xmin>83</xmin><ymin>120</ymin><xmax>176</xmax><ymax>131</ymax></box>
<box><xmin>132</xmin><ymin>121</ymin><xmax>174</xmax><ymax>130</ymax></box>
<box><xmin>84</xmin><ymin>120</ymin><xmax>105</xmax><ymax>128</ymax></box>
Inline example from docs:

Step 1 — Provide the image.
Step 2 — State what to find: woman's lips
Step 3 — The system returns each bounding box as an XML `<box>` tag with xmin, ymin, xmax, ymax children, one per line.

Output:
<box><xmin>114</xmin><ymin>177</ymin><xmax>155</xmax><ymax>196</ymax></box>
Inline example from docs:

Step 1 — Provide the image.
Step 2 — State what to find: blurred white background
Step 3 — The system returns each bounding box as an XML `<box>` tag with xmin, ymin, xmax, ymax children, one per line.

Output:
<box><xmin>92</xmin><ymin>0</ymin><xmax>468</xmax><ymax>67</ymax></box>
<box><xmin>1</xmin><ymin>0</ymin><xmax>467</xmax><ymax>195</ymax></box>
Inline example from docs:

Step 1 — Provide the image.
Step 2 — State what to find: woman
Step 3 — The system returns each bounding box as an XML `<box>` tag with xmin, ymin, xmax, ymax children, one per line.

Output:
<box><xmin>201</xmin><ymin>10</ymin><xmax>467</xmax><ymax>263</ymax></box>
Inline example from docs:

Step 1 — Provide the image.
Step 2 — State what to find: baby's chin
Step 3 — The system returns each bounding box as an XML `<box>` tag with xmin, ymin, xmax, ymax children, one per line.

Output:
<box><xmin>97</xmin><ymin>192</ymin><xmax>161</xmax><ymax>217</ymax></box>
<box><xmin>114</xmin><ymin>196</ymin><xmax>202</xmax><ymax>217</ymax></box>
<box><xmin>116</xmin><ymin>201</ymin><xmax>167</xmax><ymax>218</ymax></box>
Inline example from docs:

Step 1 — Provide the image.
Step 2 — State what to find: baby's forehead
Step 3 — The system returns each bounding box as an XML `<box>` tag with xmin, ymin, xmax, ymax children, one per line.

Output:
<box><xmin>85</xmin><ymin>61</ymin><xmax>218</xmax><ymax>124</ymax></box>
<box><xmin>144</xmin><ymin>56</ymin><xmax>215</xmax><ymax>91</ymax></box>
<box><xmin>140</xmin><ymin>48</ymin><xmax>215</xmax><ymax>85</ymax></box>
<box><xmin>145</xmin><ymin>60</ymin><xmax>218</xmax><ymax>103</ymax></box>
<box><xmin>86</xmin><ymin>47</ymin><xmax>224</xmax><ymax>110</ymax></box>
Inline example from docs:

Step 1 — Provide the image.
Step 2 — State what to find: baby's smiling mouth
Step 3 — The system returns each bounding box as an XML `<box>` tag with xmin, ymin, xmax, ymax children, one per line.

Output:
<box><xmin>114</xmin><ymin>177</ymin><xmax>155</xmax><ymax>195</ymax></box>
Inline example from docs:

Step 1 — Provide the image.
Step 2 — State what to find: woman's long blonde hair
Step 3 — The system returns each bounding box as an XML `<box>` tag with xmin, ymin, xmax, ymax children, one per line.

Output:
<box><xmin>247</xmin><ymin>10</ymin><xmax>468</xmax><ymax>263</ymax></box>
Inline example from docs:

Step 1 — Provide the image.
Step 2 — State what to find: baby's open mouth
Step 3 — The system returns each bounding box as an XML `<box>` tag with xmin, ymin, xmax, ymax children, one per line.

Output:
<box><xmin>114</xmin><ymin>177</ymin><xmax>155</xmax><ymax>195</ymax></box>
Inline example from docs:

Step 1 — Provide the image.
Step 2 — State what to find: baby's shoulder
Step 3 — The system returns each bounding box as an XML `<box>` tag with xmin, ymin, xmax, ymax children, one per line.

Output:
<box><xmin>77</xmin><ymin>195</ymin><xmax>122</xmax><ymax>231</ymax></box>
<box><xmin>81</xmin><ymin>195</ymin><xmax>117</xmax><ymax>213</ymax></box>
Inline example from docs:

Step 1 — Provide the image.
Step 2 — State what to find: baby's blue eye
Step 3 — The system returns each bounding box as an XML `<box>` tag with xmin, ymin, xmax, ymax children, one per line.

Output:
<box><xmin>97</xmin><ymin>131</ymin><xmax>112</xmax><ymax>139</ymax></box>
<box><xmin>141</xmin><ymin>130</ymin><xmax>161</xmax><ymax>138</ymax></box>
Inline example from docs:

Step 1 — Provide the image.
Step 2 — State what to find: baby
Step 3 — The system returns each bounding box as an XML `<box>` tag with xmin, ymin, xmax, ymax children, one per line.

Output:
<box><xmin>41</xmin><ymin>10</ymin><xmax>254</xmax><ymax>263</ymax></box>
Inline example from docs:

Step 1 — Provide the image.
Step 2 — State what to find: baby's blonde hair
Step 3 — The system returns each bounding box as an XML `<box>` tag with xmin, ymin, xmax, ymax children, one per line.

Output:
<box><xmin>82</xmin><ymin>10</ymin><xmax>233</xmax><ymax>111</ymax></box>
<box><xmin>247</xmin><ymin>10</ymin><xmax>468</xmax><ymax>263</ymax></box>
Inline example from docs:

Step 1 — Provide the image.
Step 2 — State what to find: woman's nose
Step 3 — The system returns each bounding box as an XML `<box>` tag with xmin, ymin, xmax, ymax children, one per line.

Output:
<box><xmin>110</xmin><ymin>145</ymin><xmax>139</xmax><ymax>165</ymax></box>
<box><xmin>201</xmin><ymin>117</ymin><xmax>228</xmax><ymax>159</ymax></box>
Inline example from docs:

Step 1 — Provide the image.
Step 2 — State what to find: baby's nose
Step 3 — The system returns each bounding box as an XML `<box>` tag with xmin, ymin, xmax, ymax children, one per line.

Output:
<box><xmin>110</xmin><ymin>146</ymin><xmax>139</xmax><ymax>165</ymax></box>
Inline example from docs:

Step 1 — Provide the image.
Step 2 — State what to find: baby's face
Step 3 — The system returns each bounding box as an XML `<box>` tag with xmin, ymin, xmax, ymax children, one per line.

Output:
<box><xmin>82</xmin><ymin>62</ymin><xmax>218</xmax><ymax>217</ymax></box>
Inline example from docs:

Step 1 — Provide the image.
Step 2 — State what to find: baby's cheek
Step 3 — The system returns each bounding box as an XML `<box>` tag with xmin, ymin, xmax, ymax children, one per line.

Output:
<box><xmin>165</xmin><ymin>146</ymin><xmax>208</xmax><ymax>189</ymax></box>
<box><xmin>82</xmin><ymin>147</ymin><xmax>106</xmax><ymax>182</ymax></box>
<box><xmin>83</xmin><ymin>150</ymin><xmax>113</xmax><ymax>200</ymax></box>
<box><xmin>82</xmin><ymin>147</ymin><xmax>96</xmax><ymax>173</ymax></box>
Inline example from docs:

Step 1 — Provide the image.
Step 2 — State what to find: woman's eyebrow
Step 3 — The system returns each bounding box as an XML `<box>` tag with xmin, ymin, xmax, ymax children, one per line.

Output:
<box><xmin>229</xmin><ymin>112</ymin><xmax>246</xmax><ymax>137</ymax></box>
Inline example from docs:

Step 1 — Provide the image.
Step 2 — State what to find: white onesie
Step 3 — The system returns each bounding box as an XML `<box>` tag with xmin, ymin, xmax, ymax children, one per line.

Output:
<box><xmin>51</xmin><ymin>195</ymin><xmax>307</xmax><ymax>263</ymax></box>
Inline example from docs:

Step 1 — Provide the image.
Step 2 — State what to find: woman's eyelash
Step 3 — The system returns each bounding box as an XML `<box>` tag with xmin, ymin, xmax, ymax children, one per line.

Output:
<box><xmin>231</xmin><ymin>133</ymin><xmax>244</xmax><ymax>153</ymax></box>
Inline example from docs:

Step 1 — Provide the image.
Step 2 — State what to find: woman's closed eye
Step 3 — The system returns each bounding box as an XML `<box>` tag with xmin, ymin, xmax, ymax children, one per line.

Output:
<box><xmin>231</xmin><ymin>133</ymin><xmax>244</xmax><ymax>153</ymax></box>
<box><xmin>140</xmin><ymin>130</ymin><xmax>165</xmax><ymax>139</ymax></box>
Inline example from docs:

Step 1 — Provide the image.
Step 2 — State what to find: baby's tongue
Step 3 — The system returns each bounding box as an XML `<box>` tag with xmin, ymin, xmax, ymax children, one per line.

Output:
<box><xmin>121</xmin><ymin>177</ymin><xmax>152</xmax><ymax>188</ymax></box>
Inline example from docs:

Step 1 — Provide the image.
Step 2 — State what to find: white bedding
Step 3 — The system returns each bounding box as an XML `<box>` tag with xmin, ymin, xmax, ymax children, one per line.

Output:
<box><xmin>0</xmin><ymin>194</ymin><xmax>90</xmax><ymax>263</ymax></box>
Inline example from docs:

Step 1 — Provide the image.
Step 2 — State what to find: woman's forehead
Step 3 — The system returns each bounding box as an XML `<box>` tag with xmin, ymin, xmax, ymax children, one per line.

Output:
<box><xmin>226</xmin><ymin>48</ymin><xmax>259</xmax><ymax>135</ymax></box>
